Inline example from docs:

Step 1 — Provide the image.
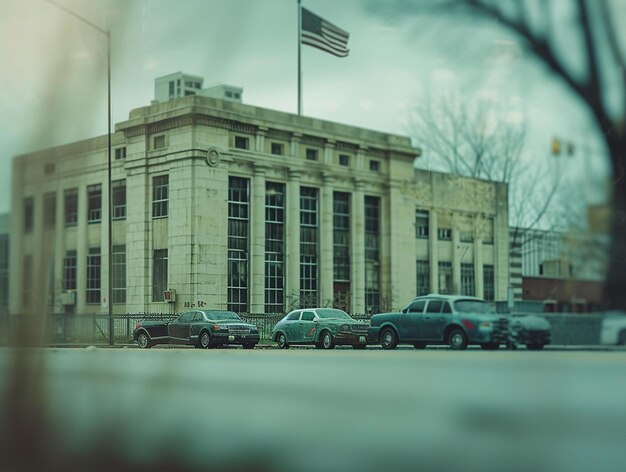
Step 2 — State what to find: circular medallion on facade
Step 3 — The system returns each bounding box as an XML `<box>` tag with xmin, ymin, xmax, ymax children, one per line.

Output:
<box><xmin>206</xmin><ymin>147</ymin><xmax>221</xmax><ymax>167</ymax></box>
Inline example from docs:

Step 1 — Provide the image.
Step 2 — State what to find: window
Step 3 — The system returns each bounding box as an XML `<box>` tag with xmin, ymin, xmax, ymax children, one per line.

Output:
<box><xmin>438</xmin><ymin>228</ymin><xmax>452</xmax><ymax>240</ymax></box>
<box><xmin>416</xmin><ymin>210</ymin><xmax>429</xmax><ymax>238</ymax></box>
<box><xmin>483</xmin><ymin>265</ymin><xmax>495</xmax><ymax>302</ymax></box>
<box><xmin>461</xmin><ymin>230</ymin><xmax>474</xmax><ymax>243</ymax></box>
<box><xmin>22</xmin><ymin>255</ymin><xmax>32</xmax><ymax>307</ymax></box>
<box><xmin>112</xmin><ymin>245</ymin><xmax>126</xmax><ymax>303</ymax></box>
<box><xmin>228</xmin><ymin>177</ymin><xmax>249</xmax><ymax>312</ymax></box>
<box><xmin>87</xmin><ymin>184</ymin><xmax>102</xmax><ymax>223</ymax></box>
<box><xmin>226</xmin><ymin>90</ymin><xmax>233</xmax><ymax>98</ymax></box>
<box><xmin>23</xmin><ymin>197</ymin><xmax>34</xmax><ymax>233</ymax></box>
<box><xmin>305</xmin><ymin>148</ymin><xmax>318</xmax><ymax>161</ymax></box>
<box><xmin>152</xmin><ymin>249</ymin><xmax>168</xmax><ymax>302</ymax></box>
<box><xmin>86</xmin><ymin>248</ymin><xmax>101</xmax><ymax>304</ymax></box>
<box><xmin>333</xmin><ymin>192</ymin><xmax>350</xmax><ymax>282</ymax></box>
<box><xmin>406</xmin><ymin>300</ymin><xmax>426</xmax><ymax>313</ymax></box>
<box><xmin>461</xmin><ymin>263</ymin><xmax>475</xmax><ymax>296</ymax></box>
<box><xmin>301</xmin><ymin>311</ymin><xmax>315</xmax><ymax>321</ymax></box>
<box><xmin>44</xmin><ymin>163</ymin><xmax>55</xmax><ymax>175</ymax></box>
<box><xmin>194</xmin><ymin>82</ymin><xmax>201</xmax><ymax>89</ymax></box>
<box><xmin>112</xmin><ymin>179</ymin><xmax>126</xmax><ymax>220</ymax></box>
<box><xmin>369</xmin><ymin>160</ymin><xmax>380</xmax><ymax>172</ymax></box>
<box><xmin>43</xmin><ymin>192</ymin><xmax>55</xmax><ymax>229</ymax></box>
<box><xmin>426</xmin><ymin>300</ymin><xmax>443</xmax><ymax>313</ymax></box>
<box><xmin>438</xmin><ymin>262</ymin><xmax>452</xmax><ymax>294</ymax></box>
<box><xmin>416</xmin><ymin>260</ymin><xmax>430</xmax><ymax>296</ymax></box>
<box><xmin>152</xmin><ymin>175</ymin><xmax>169</xmax><ymax>218</ymax></box>
<box><xmin>339</xmin><ymin>154</ymin><xmax>350</xmax><ymax>166</ymax></box>
<box><xmin>234</xmin><ymin>92</ymin><xmax>241</xmax><ymax>99</ymax></box>
<box><xmin>300</xmin><ymin>187</ymin><xmax>319</xmax><ymax>307</ymax></box>
<box><xmin>265</xmin><ymin>182</ymin><xmax>285</xmax><ymax>313</ymax></box>
<box><xmin>63</xmin><ymin>250</ymin><xmax>77</xmax><ymax>291</ymax></box>
<box><xmin>153</xmin><ymin>135</ymin><xmax>165</xmax><ymax>149</ymax></box>
<box><xmin>271</xmin><ymin>142</ymin><xmax>284</xmax><ymax>155</ymax></box>
<box><xmin>234</xmin><ymin>136</ymin><xmax>249</xmax><ymax>150</ymax></box>
<box><xmin>365</xmin><ymin>196</ymin><xmax>381</xmax><ymax>313</ymax></box>
<box><xmin>64</xmin><ymin>188</ymin><xmax>78</xmax><ymax>227</ymax></box>
<box><xmin>114</xmin><ymin>147</ymin><xmax>127</xmax><ymax>160</ymax></box>
<box><xmin>169</xmin><ymin>81</ymin><xmax>175</xmax><ymax>98</ymax></box>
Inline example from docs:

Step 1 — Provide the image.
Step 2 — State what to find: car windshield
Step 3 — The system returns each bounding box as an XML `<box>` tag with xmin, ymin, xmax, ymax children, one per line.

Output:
<box><xmin>204</xmin><ymin>311</ymin><xmax>241</xmax><ymax>321</ymax></box>
<box><xmin>316</xmin><ymin>309</ymin><xmax>352</xmax><ymax>320</ymax></box>
<box><xmin>453</xmin><ymin>300</ymin><xmax>495</xmax><ymax>314</ymax></box>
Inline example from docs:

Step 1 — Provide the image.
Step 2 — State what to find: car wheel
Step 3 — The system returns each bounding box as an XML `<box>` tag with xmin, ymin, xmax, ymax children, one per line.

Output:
<box><xmin>320</xmin><ymin>331</ymin><xmax>335</xmax><ymax>350</ymax></box>
<box><xmin>353</xmin><ymin>344</ymin><xmax>367</xmax><ymax>350</ymax></box>
<box><xmin>199</xmin><ymin>331</ymin><xmax>211</xmax><ymax>349</ymax></box>
<box><xmin>137</xmin><ymin>332</ymin><xmax>152</xmax><ymax>349</ymax></box>
<box><xmin>277</xmin><ymin>333</ymin><xmax>289</xmax><ymax>349</ymax></box>
<box><xmin>242</xmin><ymin>343</ymin><xmax>256</xmax><ymax>350</ymax></box>
<box><xmin>526</xmin><ymin>343</ymin><xmax>544</xmax><ymax>350</ymax></box>
<box><xmin>481</xmin><ymin>343</ymin><xmax>499</xmax><ymax>350</ymax></box>
<box><xmin>413</xmin><ymin>343</ymin><xmax>426</xmax><ymax>349</ymax></box>
<box><xmin>448</xmin><ymin>329</ymin><xmax>467</xmax><ymax>350</ymax></box>
<box><xmin>380</xmin><ymin>327</ymin><xmax>398</xmax><ymax>350</ymax></box>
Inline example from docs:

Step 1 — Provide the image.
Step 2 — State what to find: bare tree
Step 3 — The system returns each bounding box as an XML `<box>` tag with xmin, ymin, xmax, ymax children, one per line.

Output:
<box><xmin>369</xmin><ymin>0</ymin><xmax>626</xmax><ymax>309</ymax></box>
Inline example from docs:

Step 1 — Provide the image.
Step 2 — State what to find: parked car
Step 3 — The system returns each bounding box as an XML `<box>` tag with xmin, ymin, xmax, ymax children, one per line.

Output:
<box><xmin>271</xmin><ymin>308</ymin><xmax>369</xmax><ymax>349</ymax></box>
<box><xmin>600</xmin><ymin>312</ymin><xmax>626</xmax><ymax>345</ymax></box>
<box><xmin>508</xmin><ymin>313</ymin><xmax>552</xmax><ymax>350</ymax></box>
<box><xmin>133</xmin><ymin>310</ymin><xmax>260</xmax><ymax>349</ymax></box>
<box><xmin>368</xmin><ymin>294</ymin><xmax>510</xmax><ymax>350</ymax></box>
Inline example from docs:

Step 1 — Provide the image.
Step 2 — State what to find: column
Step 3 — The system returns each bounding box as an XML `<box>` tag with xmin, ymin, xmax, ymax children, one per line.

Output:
<box><xmin>250</xmin><ymin>164</ymin><xmax>266</xmax><ymax>313</ymax></box>
<box><xmin>256</xmin><ymin>127</ymin><xmax>267</xmax><ymax>153</ymax></box>
<box><xmin>452</xmin><ymin>214</ymin><xmax>461</xmax><ymax>294</ymax></box>
<box><xmin>429</xmin><ymin>210</ymin><xmax>439</xmax><ymax>294</ymax></box>
<box><xmin>319</xmin><ymin>173</ymin><xmax>334</xmax><ymax>306</ymax></box>
<box><xmin>474</xmin><ymin>236</ymin><xmax>484</xmax><ymax>299</ymax></box>
<box><xmin>290</xmin><ymin>133</ymin><xmax>302</xmax><ymax>159</ymax></box>
<box><xmin>76</xmin><ymin>185</ymin><xmax>88</xmax><ymax>313</ymax></box>
<box><xmin>324</xmin><ymin>140</ymin><xmax>336</xmax><ymax>165</ymax></box>
<box><xmin>351</xmin><ymin>179</ymin><xmax>365</xmax><ymax>314</ymax></box>
<box><xmin>54</xmin><ymin>189</ymin><xmax>64</xmax><ymax>313</ymax></box>
<box><xmin>286</xmin><ymin>170</ymin><xmax>301</xmax><ymax>308</ymax></box>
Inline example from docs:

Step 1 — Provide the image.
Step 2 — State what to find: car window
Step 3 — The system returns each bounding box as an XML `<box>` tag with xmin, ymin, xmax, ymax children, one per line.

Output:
<box><xmin>301</xmin><ymin>311</ymin><xmax>315</xmax><ymax>321</ymax></box>
<box><xmin>426</xmin><ymin>301</ymin><xmax>443</xmax><ymax>313</ymax></box>
<box><xmin>406</xmin><ymin>300</ymin><xmax>426</xmax><ymax>313</ymax></box>
<box><xmin>177</xmin><ymin>312</ymin><xmax>194</xmax><ymax>323</ymax></box>
<box><xmin>454</xmin><ymin>300</ymin><xmax>495</xmax><ymax>313</ymax></box>
<box><xmin>442</xmin><ymin>302</ymin><xmax>452</xmax><ymax>313</ymax></box>
<box><xmin>286</xmin><ymin>311</ymin><xmax>301</xmax><ymax>321</ymax></box>
<box><xmin>193</xmin><ymin>312</ymin><xmax>204</xmax><ymax>322</ymax></box>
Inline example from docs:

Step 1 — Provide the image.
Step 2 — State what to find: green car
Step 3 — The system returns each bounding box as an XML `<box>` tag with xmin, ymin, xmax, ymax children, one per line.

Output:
<box><xmin>271</xmin><ymin>308</ymin><xmax>369</xmax><ymax>349</ymax></box>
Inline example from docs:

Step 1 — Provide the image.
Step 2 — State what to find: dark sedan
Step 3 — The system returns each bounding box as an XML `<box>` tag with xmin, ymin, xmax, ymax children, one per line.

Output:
<box><xmin>368</xmin><ymin>294</ymin><xmax>510</xmax><ymax>350</ymax></box>
<box><xmin>509</xmin><ymin>313</ymin><xmax>551</xmax><ymax>350</ymax></box>
<box><xmin>271</xmin><ymin>308</ymin><xmax>369</xmax><ymax>349</ymax></box>
<box><xmin>133</xmin><ymin>310</ymin><xmax>260</xmax><ymax>349</ymax></box>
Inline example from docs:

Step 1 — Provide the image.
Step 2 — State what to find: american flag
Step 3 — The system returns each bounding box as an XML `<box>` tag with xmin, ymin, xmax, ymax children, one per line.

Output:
<box><xmin>301</xmin><ymin>7</ymin><xmax>349</xmax><ymax>58</ymax></box>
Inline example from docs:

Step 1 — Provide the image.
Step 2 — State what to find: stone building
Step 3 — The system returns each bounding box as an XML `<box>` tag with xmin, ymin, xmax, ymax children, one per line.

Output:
<box><xmin>9</xmin><ymin>77</ymin><xmax>509</xmax><ymax>315</ymax></box>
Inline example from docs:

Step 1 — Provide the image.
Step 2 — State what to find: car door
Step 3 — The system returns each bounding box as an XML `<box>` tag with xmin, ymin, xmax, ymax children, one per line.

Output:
<box><xmin>421</xmin><ymin>300</ymin><xmax>447</xmax><ymax>340</ymax></box>
<box><xmin>283</xmin><ymin>311</ymin><xmax>302</xmax><ymax>342</ymax></box>
<box><xmin>168</xmin><ymin>312</ymin><xmax>194</xmax><ymax>341</ymax></box>
<box><xmin>398</xmin><ymin>300</ymin><xmax>426</xmax><ymax>341</ymax></box>
<box><xmin>299</xmin><ymin>310</ymin><xmax>318</xmax><ymax>342</ymax></box>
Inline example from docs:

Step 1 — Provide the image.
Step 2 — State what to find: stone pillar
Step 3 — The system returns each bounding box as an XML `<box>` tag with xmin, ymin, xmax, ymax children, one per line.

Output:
<box><xmin>474</xmin><ymin>236</ymin><xmax>484</xmax><ymax>299</ymax></box>
<box><xmin>351</xmin><ymin>179</ymin><xmax>365</xmax><ymax>314</ymax></box>
<box><xmin>320</xmin><ymin>173</ymin><xmax>334</xmax><ymax>306</ymax></box>
<box><xmin>452</xmin><ymin>214</ymin><xmax>461</xmax><ymax>295</ymax></box>
<box><xmin>54</xmin><ymin>189</ymin><xmax>64</xmax><ymax>312</ymax></box>
<box><xmin>256</xmin><ymin>127</ymin><xmax>267</xmax><ymax>153</ymax></box>
<box><xmin>250</xmin><ymin>164</ymin><xmax>267</xmax><ymax>313</ymax></box>
<box><xmin>324</xmin><ymin>140</ymin><xmax>335</xmax><ymax>165</ymax></box>
<box><xmin>290</xmin><ymin>133</ymin><xmax>302</xmax><ymax>159</ymax></box>
<box><xmin>76</xmin><ymin>184</ymin><xmax>88</xmax><ymax>313</ymax></box>
<box><xmin>286</xmin><ymin>170</ymin><xmax>301</xmax><ymax>308</ymax></box>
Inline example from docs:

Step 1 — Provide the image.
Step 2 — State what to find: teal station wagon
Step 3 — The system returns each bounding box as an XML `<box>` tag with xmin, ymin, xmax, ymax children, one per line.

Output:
<box><xmin>271</xmin><ymin>308</ymin><xmax>369</xmax><ymax>349</ymax></box>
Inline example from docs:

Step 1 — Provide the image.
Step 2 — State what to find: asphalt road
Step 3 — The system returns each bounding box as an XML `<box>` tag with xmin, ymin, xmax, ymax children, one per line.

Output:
<box><xmin>1</xmin><ymin>347</ymin><xmax>626</xmax><ymax>472</ymax></box>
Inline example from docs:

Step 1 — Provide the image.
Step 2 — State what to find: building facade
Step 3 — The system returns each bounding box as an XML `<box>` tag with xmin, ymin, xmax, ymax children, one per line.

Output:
<box><xmin>10</xmin><ymin>88</ymin><xmax>509</xmax><ymax>315</ymax></box>
<box><xmin>0</xmin><ymin>214</ymin><xmax>8</xmax><ymax>317</ymax></box>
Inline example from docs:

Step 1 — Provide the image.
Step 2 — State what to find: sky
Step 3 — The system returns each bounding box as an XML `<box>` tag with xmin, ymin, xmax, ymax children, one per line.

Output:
<box><xmin>0</xmin><ymin>0</ymin><xmax>615</xmax><ymax>216</ymax></box>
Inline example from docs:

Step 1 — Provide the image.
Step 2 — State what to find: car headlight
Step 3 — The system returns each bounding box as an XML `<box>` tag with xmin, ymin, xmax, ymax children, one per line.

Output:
<box><xmin>341</xmin><ymin>324</ymin><xmax>351</xmax><ymax>331</ymax></box>
<box><xmin>479</xmin><ymin>321</ymin><xmax>492</xmax><ymax>328</ymax></box>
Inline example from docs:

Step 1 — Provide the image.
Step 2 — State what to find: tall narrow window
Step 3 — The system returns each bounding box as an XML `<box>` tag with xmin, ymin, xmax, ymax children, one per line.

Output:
<box><xmin>152</xmin><ymin>175</ymin><xmax>169</xmax><ymax>218</ymax></box>
<box><xmin>87</xmin><ymin>184</ymin><xmax>102</xmax><ymax>223</ymax></box>
<box><xmin>63</xmin><ymin>250</ymin><xmax>77</xmax><ymax>291</ymax></box>
<box><xmin>64</xmin><ymin>188</ymin><xmax>78</xmax><ymax>227</ymax></box>
<box><xmin>265</xmin><ymin>182</ymin><xmax>285</xmax><ymax>313</ymax></box>
<box><xmin>114</xmin><ymin>147</ymin><xmax>127</xmax><ymax>160</ymax></box>
<box><xmin>483</xmin><ymin>265</ymin><xmax>495</xmax><ymax>302</ymax></box>
<box><xmin>333</xmin><ymin>192</ymin><xmax>351</xmax><ymax>312</ymax></box>
<box><xmin>24</xmin><ymin>197</ymin><xmax>34</xmax><ymax>233</ymax></box>
<box><xmin>364</xmin><ymin>196</ymin><xmax>381</xmax><ymax>313</ymax></box>
<box><xmin>416</xmin><ymin>210</ymin><xmax>429</xmax><ymax>238</ymax></box>
<box><xmin>416</xmin><ymin>260</ymin><xmax>430</xmax><ymax>296</ymax></box>
<box><xmin>112</xmin><ymin>245</ymin><xmax>126</xmax><ymax>303</ymax></box>
<box><xmin>152</xmin><ymin>249</ymin><xmax>168</xmax><ymax>302</ymax></box>
<box><xmin>228</xmin><ymin>177</ymin><xmax>249</xmax><ymax>312</ymax></box>
<box><xmin>461</xmin><ymin>263</ymin><xmax>475</xmax><ymax>296</ymax></box>
<box><xmin>112</xmin><ymin>179</ymin><xmax>126</xmax><ymax>220</ymax></box>
<box><xmin>86</xmin><ymin>247</ymin><xmax>101</xmax><ymax>304</ymax></box>
<box><xmin>43</xmin><ymin>192</ymin><xmax>56</xmax><ymax>229</ymax></box>
<box><xmin>300</xmin><ymin>187</ymin><xmax>319</xmax><ymax>308</ymax></box>
<box><xmin>438</xmin><ymin>262</ymin><xmax>452</xmax><ymax>295</ymax></box>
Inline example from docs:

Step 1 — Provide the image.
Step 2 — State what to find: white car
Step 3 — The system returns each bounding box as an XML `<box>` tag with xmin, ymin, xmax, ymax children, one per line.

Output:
<box><xmin>600</xmin><ymin>312</ymin><xmax>626</xmax><ymax>345</ymax></box>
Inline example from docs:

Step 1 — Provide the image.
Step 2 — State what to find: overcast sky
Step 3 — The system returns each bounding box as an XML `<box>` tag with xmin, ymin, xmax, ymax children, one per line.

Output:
<box><xmin>0</xmin><ymin>0</ymin><xmax>613</xmax><ymax>216</ymax></box>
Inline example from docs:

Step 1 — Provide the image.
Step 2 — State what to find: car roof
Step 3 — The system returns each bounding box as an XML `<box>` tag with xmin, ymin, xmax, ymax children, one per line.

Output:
<box><xmin>410</xmin><ymin>294</ymin><xmax>486</xmax><ymax>303</ymax></box>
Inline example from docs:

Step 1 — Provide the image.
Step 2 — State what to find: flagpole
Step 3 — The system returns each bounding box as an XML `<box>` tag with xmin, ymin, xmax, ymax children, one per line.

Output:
<box><xmin>297</xmin><ymin>0</ymin><xmax>302</xmax><ymax>115</ymax></box>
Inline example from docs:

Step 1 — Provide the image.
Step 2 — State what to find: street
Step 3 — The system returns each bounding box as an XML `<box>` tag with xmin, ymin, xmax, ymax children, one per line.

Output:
<box><xmin>1</xmin><ymin>347</ymin><xmax>626</xmax><ymax>472</ymax></box>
